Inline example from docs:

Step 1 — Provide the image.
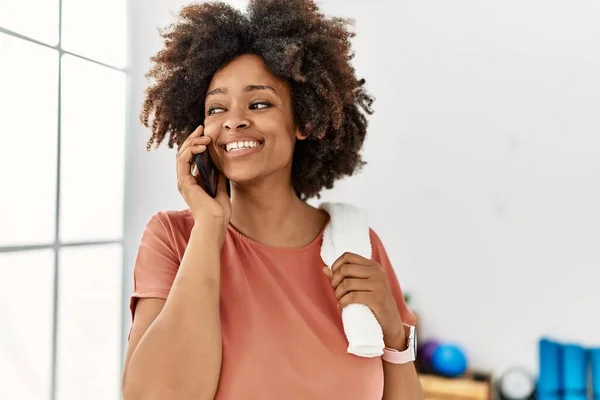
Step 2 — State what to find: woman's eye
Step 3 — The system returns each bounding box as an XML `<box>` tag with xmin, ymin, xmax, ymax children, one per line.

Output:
<box><xmin>207</xmin><ymin>107</ymin><xmax>225</xmax><ymax>115</ymax></box>
<box><xmin>250</xmin><ymin>102</ymin><xmax>271</xmax><ymax>110</ymax></box>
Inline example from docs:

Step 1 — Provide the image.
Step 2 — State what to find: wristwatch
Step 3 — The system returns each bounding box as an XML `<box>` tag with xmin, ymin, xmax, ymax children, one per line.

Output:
<box><xmin>381</xmin><ymin>323</ymin><xmax>417</xmax><ymax>364</ymax></box>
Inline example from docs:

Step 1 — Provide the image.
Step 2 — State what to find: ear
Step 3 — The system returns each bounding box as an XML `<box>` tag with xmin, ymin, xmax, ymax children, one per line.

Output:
<box><xmin>295</xmin><ymin>126</ymin><xmax>308</xmax><ymax>140</ymax></box>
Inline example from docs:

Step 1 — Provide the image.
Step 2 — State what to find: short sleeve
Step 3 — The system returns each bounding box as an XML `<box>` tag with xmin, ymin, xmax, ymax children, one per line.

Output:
<box><xmin>369</xmin><ymin>229</ymin><xmax>417</xmax><ymax>326</ymax></box>
<box><xmin>129</xmin><ymin>212</ymin><xmax>180</xmax><ymax>319</ymax></box>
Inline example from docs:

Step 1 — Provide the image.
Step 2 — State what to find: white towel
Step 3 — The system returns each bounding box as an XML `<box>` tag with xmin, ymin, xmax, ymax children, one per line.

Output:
<box><xmin>319</xmin><ymin>202</ymin><xmax>385</xmax><ymax>358</ymax></box>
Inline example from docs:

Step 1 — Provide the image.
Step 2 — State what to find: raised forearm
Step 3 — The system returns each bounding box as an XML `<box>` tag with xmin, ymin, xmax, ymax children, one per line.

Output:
<box><xmin>123</xmin><ymin>223</ymin><xmax>223</xmax><ymax>400</ymax></box>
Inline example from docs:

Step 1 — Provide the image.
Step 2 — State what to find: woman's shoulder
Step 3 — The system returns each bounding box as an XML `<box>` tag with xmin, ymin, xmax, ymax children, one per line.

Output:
<box><xmin>147</xmin><ymin>208</ymin><xmax>194</xmax><ymax>229</ymax></box>
<box><xmin>141</xmin><ymin>208</ymin><xmax>195</xmax><ymax>257</ymax></box>
<box><xmin>368</xmin><ymin>227</ymin><xmax>386</xmax><ymax>250</ymax></box>
<box><xmin>144</xmin><ymin>208</ymin><xmax>195</xmax><ymax>237</ymax></box>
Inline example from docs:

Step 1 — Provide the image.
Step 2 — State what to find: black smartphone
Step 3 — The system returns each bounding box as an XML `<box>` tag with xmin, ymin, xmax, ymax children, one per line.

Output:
<box><xmin>194</xmin><ymin>145</ymin><xmax>219</xmax><ymax>198</ymax></box>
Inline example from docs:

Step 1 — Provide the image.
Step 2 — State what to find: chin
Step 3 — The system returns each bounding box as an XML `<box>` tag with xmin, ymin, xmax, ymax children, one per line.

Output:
<box><xmin>222</xmin><ymin>167</ymin><xmax>263</xmax><ymax>185</ymax></box>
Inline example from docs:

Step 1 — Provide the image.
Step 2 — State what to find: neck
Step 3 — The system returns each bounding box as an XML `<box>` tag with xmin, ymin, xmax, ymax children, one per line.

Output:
<box><xmin>229</xmin><ymin>178</ymin><xmax>326</xmax><ymax>248</ymax></box>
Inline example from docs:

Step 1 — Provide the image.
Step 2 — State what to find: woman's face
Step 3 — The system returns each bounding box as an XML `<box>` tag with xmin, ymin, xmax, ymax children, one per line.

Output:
<box><xmin>203</xmin><ymin>54</ymin><xmax>304</xmax><ymax>186</ymax></box>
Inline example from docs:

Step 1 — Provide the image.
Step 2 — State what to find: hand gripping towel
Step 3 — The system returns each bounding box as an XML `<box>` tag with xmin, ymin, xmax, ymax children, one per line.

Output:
<box><xmin>319</xmin><ymin>202</ymin><xmax>385</xmax><ymax>358</ymax></box>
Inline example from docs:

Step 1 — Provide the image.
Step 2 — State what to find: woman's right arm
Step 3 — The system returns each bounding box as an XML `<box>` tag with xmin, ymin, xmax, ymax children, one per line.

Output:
<box><xmin>122</xmin><ymin>219</ymin><xmax>224</xmax><ymax>400</ymax></box>
<box><xmin>123</xmin><ymin>125</ymin><xmax>232</xmax><ymax>399</ymax></box>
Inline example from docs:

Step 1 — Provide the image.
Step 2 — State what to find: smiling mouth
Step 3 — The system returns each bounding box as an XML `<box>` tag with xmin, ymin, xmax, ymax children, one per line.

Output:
<box><xmin>221</xmin><ymin>140</ymin><xmax>264</xmax><ymax>153</ymax></box>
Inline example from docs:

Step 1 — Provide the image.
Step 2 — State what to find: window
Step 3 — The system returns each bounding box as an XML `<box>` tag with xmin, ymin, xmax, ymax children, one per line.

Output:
<box><xmin>0</xmin><ymin>1</ymin><xmax>128</xmax><ymax>399</ymax></box>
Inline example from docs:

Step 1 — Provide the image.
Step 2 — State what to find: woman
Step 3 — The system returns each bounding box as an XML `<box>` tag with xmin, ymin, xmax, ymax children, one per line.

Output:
<box><xmin>122</xmin><ymin>0</ymin><xmax>423</xmax><ymax>399</ymax></box>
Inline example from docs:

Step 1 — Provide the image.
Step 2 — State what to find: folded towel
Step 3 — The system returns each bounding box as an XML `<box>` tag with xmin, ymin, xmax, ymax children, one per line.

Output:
<box><xmin>319</xmin><ymin>202</ymin><xmax>385</xmax><ymax>358</ymax></box>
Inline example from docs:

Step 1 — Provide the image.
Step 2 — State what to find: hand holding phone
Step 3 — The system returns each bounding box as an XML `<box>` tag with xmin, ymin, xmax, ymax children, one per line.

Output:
<box><xmin>176</xmin><ymin>125</ymin><xmax>231</xmax><ymax>226</ymax></box>
<box><xmin>193</xmin><ymin>148</ymin><xmax>218</xmax><ymax>198</ymax></box>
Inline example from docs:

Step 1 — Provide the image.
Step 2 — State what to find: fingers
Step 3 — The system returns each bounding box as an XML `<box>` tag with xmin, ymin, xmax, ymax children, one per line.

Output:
<box><xmin>339</xmin><ymin>291</ymin><xmax>371</xmax><ymax>309</ymax></box>
<box><xmin>330</xmin><ymin>263</ymin><xmax>373</xmax><ymax>288</ymax></box>
<box><xmin>331</xmin><ymin>252</ymin><xmax>374</xmax><ymax>274</ymax></box>
<box><xmin>334</xmin><ymin>277</ymin><xmax>373</xmax><ymax>300</ymax></box>
<box><xmin>176</xmin><ymin>134</ymin><xmax>211</xmax><ymax>191</ymax></box>
<box><xmin>321</xmin><ymin>261</ymin><xmax>383</xmax><ymax>309</ymax></box>
<box><xmin>188</xmin><ymin>124</ymin><xmax>207</xmax><ymax>142</ymax></box>
<box><xmin>176</xmin><ymin>144</ymin><xmax>207</xmax><ymax>184</ymax></box>
<box><xmin>176</xmin><ymin>126</ymin><xmax>209</xmax><ymax>160</ymax></box>
<box><xmin>178</xmin><ymin>125</ymin><xmax>211</xmax><ymax>153</ymax></box>
<box><xmin>180</xmin><ymin>135</ymin><xmax>211</xmax><ymax>154</ymax></box>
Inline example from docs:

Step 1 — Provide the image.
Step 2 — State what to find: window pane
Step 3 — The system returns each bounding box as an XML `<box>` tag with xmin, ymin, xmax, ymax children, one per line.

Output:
<box><xmin>56</xmin><ymin>244</ymin><xmax>122</xmax><ymax>400</ymax></box>
<box><xmin>61</xmin><ymin>0</ymin><xmax>127</xmax><ymax>68</ymax></box>
<box><xmin>0</xmin><ymin>0</ymin><xmax>59</xmax><ymax>45</ymax></box>
<box><xmin>0</xmin><ymin>33</ymin><xmax>58</xmax><ymax>247</ymax></box>
<box><xmin>59</xmin><ymin>54</ymin><xmax>126</xmax><ymax>243</ymax></box>
<box><xmin>0</xmin><ymin>249</ymin><xmax>54</xmax><ymax>400</ymax></box>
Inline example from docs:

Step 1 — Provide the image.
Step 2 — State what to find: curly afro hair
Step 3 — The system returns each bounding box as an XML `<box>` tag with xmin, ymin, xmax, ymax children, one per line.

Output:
<box><xmin>140</xmin><ymin>0</ymin><xmax>374</xmax><ymax>199</ymax></box>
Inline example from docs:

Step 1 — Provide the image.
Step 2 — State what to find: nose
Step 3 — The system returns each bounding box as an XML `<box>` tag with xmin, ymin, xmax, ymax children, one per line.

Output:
<box><xmin>223</xmin><ymin>108</ymin><xmax>250</xmax><ymax>131</ymax></box>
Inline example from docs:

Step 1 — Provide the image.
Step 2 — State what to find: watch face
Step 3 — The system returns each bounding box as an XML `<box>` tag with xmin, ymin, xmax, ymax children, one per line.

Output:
<box><xmin>403</xmin><ymin>323</ymin><xmax>417</xmax><ymax>359</ymax></box>
<box><xmin>413</xmin><ymin>329</ymin><xmax>418</xmax><ymax>356</ymax></box>
<box><xmin>407</xmin><ymin>325</ymin><xmax>417</xmax><ymax>355</ymax></box>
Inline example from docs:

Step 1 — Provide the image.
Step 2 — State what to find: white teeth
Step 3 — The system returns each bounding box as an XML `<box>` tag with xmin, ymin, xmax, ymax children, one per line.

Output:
<box><xmin>225</xmin><ymin>140</ymin><xmax>261</xmax><ymax>152</ymax></box>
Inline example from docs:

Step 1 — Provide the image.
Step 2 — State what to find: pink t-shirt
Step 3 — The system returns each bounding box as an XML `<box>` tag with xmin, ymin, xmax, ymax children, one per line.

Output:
<box><xmin>130</xmin><ymin>209</ymin><xmax>414</xmax><ymax>400</ymax></box>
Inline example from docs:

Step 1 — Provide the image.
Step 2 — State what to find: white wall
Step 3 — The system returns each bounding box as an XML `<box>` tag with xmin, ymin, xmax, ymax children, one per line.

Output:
<box><xmin>125</xmin><ymin>0</ymin><xmax>600</xmax><ymax>377</ymax></box>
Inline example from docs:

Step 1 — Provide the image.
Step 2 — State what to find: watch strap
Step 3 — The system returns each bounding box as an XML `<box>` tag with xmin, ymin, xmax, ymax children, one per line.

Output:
<box><xmin>381</xmin><ymin>323</ymin><xmax>416</xmax><ymax>364</ymax></box>
<box><xmin>382</xmin><ymin>346</ymin><xmax>415</xmax><ymax>364</ymax></box>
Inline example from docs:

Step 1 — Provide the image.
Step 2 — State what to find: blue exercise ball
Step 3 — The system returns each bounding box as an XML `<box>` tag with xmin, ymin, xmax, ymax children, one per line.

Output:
<box><xmin>431</xmin><ymin>343</ymin><xmax>467</xmax><ymax>377</ymax></box>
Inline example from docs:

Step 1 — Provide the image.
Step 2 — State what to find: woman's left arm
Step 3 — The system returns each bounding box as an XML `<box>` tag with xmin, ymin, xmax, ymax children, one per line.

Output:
<box><xmin>380</xmin><ymin>329</ymin><xmax>424</xmax><ymax>399</ymax></box>
<box><xmin>323</xmin><ymin>252</ymin><xmax>424</xmax><ymax>399</ymax></box>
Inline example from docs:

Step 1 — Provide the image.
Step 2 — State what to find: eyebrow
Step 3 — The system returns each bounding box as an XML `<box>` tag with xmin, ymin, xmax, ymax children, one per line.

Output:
<box><xmin>206</xmin><ymin>84</ymin><xmax>277</xmax><ymax>98</ymax></box>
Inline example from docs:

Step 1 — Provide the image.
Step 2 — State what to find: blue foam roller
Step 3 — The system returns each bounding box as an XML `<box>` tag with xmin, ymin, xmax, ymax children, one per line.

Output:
<box><xmin>562</xmin><ymin>344</ymin><xmax>587</xmax><ymax>391</ymax></box>
<box><xmin>563</xmin><ymin>394</ymin><xmax>588</xmax><ymax>400</ymax></box>
<box><xmin>538</xmin><ymin>338</ymin><xmax>562</xmax><ymax>391</ymax></box>
<box><xmin>536</xmin><ymin>392</ymin><xmax>561</xmax><ymax>400</ymax></box>
<box><xmin>591</xmin><ymin>348</ymin><xmax>600</xmax><ymax>394</ymax></box>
